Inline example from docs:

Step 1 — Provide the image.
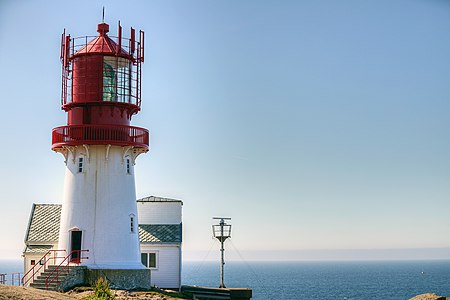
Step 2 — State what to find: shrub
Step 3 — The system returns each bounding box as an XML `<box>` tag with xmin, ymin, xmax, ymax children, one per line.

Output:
<box><xmin>83</xmin><ymin>277</ymin><xmax>115</xmax><ymax>300</ymax></box>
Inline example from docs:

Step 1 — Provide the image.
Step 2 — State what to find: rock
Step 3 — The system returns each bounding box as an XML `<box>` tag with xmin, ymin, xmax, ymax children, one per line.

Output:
<box><xmin>409</xmin><ymin>293</ymin><xmax>447</xmax><ymax>300</ymax></box>
<box><xmin>0</xmin><ymin>285</ymin><xmax>75</xmax><ymax>300</ymax></box>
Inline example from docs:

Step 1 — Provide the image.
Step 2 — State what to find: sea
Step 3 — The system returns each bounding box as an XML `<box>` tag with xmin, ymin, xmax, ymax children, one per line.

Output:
<box><xmin>1</xmin><ymin>259</ymin><xmax>450</xmax><ymax>299</ymax></box>
<box><xmin>182</xmin><ymin>260</ymin><xmax>450</xmax><ymax>300</ymax></box>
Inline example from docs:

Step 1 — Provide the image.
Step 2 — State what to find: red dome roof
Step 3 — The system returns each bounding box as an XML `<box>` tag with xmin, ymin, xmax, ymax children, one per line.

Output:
<box><xmin>74</xmin><ymin>23</ymin><xmax>130</xmax><ymax>58</ymax></box>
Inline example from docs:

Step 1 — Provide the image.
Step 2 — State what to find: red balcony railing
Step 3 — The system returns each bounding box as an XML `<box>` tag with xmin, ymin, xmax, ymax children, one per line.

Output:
<box><xmin>52</xmin><ymin>124</ymin><xmax>149</xmax><ymax>150</ymax></box>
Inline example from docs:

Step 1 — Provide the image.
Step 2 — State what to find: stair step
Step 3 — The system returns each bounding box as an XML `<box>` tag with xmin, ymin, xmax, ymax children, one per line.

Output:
<box><xmin>30</xmin><ymin>283</ymin><xmax>59</xmax><ymax>291</ymax></box>
<box><xmin>44</xmin><ymin>265</ymin><xmax>76</xmax><ymax>270</ymax></box>
<box><xmin>30</xmin><ymin>282</ymin><xmax>58</xmax><ymax>287</ymax></box>
<box><xmin>34</xmin><ymin>275</ymin><xmax>69</xmax><ymax>282</ymax></box>
<box><xmin>37</xmin><ymin>270</ymin><xmax>71</xmax><ymax>276</ymax></box>
<box><xmin>44</xmin><ymin>266</ymin><xmax>75</xmax><ymax>270</ymax></box>
<box><xmin>35</xmin><ymin>273</ymin><xmax>69</xmax><ymax>281</ymax></box>
<box><xmin>33</xmin><ymin>277</ymin><xmax>66</xmax><ymax>284</ymax></box>
<box><xmin>28</xmin><ymin>266</ymin><xmax>77</xmax><ymax>291</ymax></box>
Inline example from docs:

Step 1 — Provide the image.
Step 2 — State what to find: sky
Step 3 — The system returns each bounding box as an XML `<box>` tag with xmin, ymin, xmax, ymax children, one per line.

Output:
<box><xmin>0</xmin><ymin>0</ymin><xmax>449</xmax><ymax>261</ymax></box>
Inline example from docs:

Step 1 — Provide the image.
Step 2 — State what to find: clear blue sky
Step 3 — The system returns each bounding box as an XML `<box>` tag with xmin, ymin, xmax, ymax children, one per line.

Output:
<box><xmin>0</xmin><ymin>0</ymin><xmax>449</xmax><ymax>261</ymax></box>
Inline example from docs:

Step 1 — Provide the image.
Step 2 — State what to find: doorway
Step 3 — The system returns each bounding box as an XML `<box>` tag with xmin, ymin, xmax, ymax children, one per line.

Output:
<box><xmin>70</xmin><ymin>230</ymin><xmax>82</xmax><ymax>263</ymax></box>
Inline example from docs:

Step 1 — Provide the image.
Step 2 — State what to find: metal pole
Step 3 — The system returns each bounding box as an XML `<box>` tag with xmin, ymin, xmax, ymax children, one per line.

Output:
<box><xmin>219</xmin><ymin>219</ymin><xmax>225</xmax><ymax>288</ymax></box>
<box><xmin>220</xmin><ymin>238</ymin><xmax>225</xmax><ymax>288</ymax></box>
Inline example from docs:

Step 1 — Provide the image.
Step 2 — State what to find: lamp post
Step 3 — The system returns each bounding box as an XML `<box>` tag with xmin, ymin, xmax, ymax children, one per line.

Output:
<box><xmin>212</xmin><ymin>217</ymin><xmax>231</xmax><ymax>288</ymax></box>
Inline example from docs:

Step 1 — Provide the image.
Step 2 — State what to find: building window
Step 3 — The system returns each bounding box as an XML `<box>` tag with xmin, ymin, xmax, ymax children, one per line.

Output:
<box><xmin>78</xmin><ymin>156</ymin><xmax>84</xmax><ymax>173</ymax></box>
<box><xmin>30</xmin><ymin>260</ymin><xmax>35</xmax><ymax>265</ymax></box>
<box><xmin>141</xmin><ymin>252</ymin><xmax>157</xmax><ymax>269</ymax></box>
<box><xmin>126</xmin><ymin>157</ymin><xmax>131</xmax><ymax>174</ymax></box>
<box><xmin>130</xmin><ymin>214</ymin><xmax>135</xmax><ymax>233</ymax></box>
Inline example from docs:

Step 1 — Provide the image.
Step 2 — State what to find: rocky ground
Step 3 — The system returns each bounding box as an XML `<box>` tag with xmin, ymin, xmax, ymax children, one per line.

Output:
<box><xmin>410</xmin><ymin>294</ymin><xmax>449</xmax><ymax>300</ymax></box>
<box><xmin>0</xmin><ymin>285</ymin><xmax>74</xmax><ymax>300</ymax></box>
<box><xmin>0</xmin><ymin>285</ymin><xmax>187</xmax><ymax>300</ymax></box>
<box><xmin>70</xmin><ymin>288</ymin><xmax>187</xmax><ymax>299</ymax></box>
<box><xmin>0</xmin><ymin>286</ymin><xmax>448</xmax><ymax>300</ymax></box>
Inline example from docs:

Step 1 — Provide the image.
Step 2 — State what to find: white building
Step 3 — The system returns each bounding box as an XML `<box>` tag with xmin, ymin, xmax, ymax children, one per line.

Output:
<box><xmin>23</xmin><ymin>204</ymin><xmax>61</xmax><ymax>277</ymax></box>
<box><xmin>138</xmin><ymin>196</ymin><xmax>183</xmax><ymax>289</ymax></box>
<box><xmin>23</xmin><ymin>196</ymin><xmax>183</xmax><ymax>290</ymax></box>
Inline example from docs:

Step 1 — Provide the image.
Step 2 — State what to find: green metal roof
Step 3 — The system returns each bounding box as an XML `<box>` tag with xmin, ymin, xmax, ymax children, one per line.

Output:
<box><xmin>25</xmin><ymin>203</ymin><xmax>182</xmax><ymax>244</ymax></box>
<box><xmin>136</xmin><ymin>196</ymin><xmax>183</xmax><ymax>204</ymax></box>
<box><xmin>25</xmin><ymin>204</ymin><xmax>61</xmax><ymax>243</ymax></box>
<box><xmin>139</xmin><ymin>224</ymin><xmax>182</xmax><ymax>243</ymax></box>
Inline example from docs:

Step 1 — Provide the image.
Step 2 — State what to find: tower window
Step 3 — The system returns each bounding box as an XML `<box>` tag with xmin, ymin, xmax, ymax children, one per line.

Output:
<box><xmin>130</xmin><ymin>215</ymin><xmax>135</xmax><ymax>233</ymax></box>
<box><xmin>126</xmin><ymin>157</ymin><xmax>131</xmax><ymax>174</ymax></box>
<box><xmin>78</xmin><ymin>156</ymin><xmax>84</xmax><ymax>173</ymax></box>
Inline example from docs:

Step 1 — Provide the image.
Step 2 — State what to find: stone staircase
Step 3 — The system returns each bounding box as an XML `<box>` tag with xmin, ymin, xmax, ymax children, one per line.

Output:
<box><xmin>29</xmin><ymin>265</ymin><xmax>76</xmax><ymax>291</ymax></box>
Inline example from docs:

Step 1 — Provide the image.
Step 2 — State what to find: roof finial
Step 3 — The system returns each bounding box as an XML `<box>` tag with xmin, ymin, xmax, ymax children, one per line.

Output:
<box><xmin>97</xmin><ymin>7</ymin><xmax>109</xmax><ymax>35</ymax></box>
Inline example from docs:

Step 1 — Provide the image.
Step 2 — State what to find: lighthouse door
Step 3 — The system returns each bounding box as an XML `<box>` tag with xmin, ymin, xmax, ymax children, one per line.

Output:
<box><xmin>70</xmin><ymin>231</ymin><xmax>82</xmax><ymax>263</ymax></box>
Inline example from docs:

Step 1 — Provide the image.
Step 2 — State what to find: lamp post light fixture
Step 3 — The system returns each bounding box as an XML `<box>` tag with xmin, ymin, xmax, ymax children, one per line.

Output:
<box><xmin>212</xmin><ymin>217</ymin><xmax>231</xmax><ymax>288</ymax></box>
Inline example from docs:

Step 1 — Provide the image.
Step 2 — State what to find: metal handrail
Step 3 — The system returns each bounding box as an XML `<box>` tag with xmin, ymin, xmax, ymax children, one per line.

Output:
<box><xmin>44</xmin><ymin>250</ymin><xmax>89</xmax><ymax>290</ymax></box>
<box><xmin>21</xmin><ymin>250</ymin><xmax>67</xmax><ymax>286</ymax></box>
<box><xmin>11</xmin><ymin>273</ymin><xmax>22</xmax><ymax>286</ymax></box>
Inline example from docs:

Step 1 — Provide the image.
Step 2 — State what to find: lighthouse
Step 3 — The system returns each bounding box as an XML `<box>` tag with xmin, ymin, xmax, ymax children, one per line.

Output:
<box><xmin>52</xmin><ymin>20</ymin><xmax>149</xmax><ymax>272</ymax></box>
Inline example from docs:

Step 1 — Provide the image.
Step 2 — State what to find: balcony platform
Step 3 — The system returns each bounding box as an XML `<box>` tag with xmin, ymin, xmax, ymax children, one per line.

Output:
<box><xmin>52</xmin><ymin>124</ymin><xmax>149</xmax><ymax>150</ymax></box>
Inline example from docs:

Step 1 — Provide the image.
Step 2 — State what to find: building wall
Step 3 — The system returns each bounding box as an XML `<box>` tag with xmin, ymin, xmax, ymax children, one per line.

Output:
<box><xmin>23</xmin><ymin>253</ymin><xmax>48</xmax><ymax>285</ymax></box>
<box><xmin>137</xmin><ymin>202</ymin><xmax>182</xmax><ymax>225</ymax></box>
<box><xmin>140</xmin><ymin>244</ymin><xmax>181</xmax><ymax>289</ymax></box>
<box><xmin>23</xmin><ymin>243</ymin><xmax>58</xmax><ymax>286</ymax></box>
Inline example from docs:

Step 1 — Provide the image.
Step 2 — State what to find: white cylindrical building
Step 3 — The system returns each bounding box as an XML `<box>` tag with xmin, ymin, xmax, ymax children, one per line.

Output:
<box><xmin>52</xmin><ymin>21</ymin><xmax>148</xmax><ymax>271</ymax></box>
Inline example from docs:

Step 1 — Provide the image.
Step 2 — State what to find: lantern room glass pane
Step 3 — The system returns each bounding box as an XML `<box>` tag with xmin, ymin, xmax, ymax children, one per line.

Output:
<box><xmin>117</xmin><ymin>58</ymin><xmax>131</xmax><ymax>103</ymax></box>
<box><xmin>103</xmin><ymin>57</ymin><xmax>131</xmax><ymax>103</ymax></box>
<box><xmin>103</xmin><ymin>59</ymin><xmax>116</xmax><ymax>101</ymax></box>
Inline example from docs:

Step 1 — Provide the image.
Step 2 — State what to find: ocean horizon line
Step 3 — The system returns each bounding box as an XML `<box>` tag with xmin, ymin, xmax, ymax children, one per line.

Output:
<box><xmin>183</xmin><ymin>247</ymin><xmax>450</xmax><ymax>261</ymax></box>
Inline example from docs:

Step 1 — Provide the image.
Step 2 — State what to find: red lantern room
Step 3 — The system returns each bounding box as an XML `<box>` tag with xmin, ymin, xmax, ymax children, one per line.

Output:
<box><xmin>52</xmin><ymin>21</ymin><xmax>149</xmax><ymax>151</ymax></box>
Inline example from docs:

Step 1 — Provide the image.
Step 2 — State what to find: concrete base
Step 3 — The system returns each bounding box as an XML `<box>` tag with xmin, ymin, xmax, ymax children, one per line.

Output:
<box><xmin>57</xmin><ymin>267</ymin><xmax>151</xmax><ymax>291</ymax></box>
<box><xmin>58</xmin><ymin>266</ymin><xmax>87</xmax><ymax>291</ymax></box>
<box><xmin>85</xmin><ymin>269</ymin><xmax>151</xmax><ymax>290</ymax></box>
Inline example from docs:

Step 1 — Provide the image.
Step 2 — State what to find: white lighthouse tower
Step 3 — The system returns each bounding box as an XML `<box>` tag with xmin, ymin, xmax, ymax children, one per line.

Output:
<box><xmin>52</xmin><ymin>21</ymin><xmax>148</xmax><ymax>272</ymax></box>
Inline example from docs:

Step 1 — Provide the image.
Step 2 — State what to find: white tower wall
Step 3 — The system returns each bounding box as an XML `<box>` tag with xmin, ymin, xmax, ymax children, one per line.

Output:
<box><xmin>57</xmin><ymin>145</ymin><xmax>144</xmax><ymax>269</ymax></box>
